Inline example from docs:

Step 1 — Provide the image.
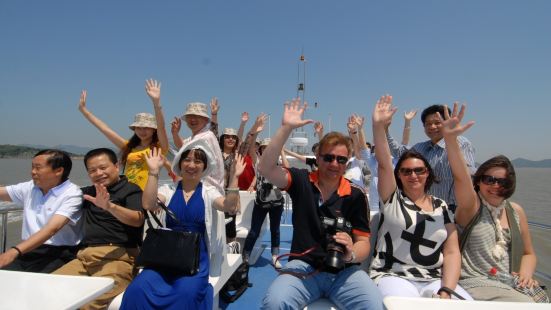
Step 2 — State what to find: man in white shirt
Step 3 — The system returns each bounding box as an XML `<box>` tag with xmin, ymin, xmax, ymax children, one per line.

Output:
<box><xmin>0</xmin><ymin>149</ymin><xmax>83</xmax><ymax>273</ymax></box>
<box><xmin>173</xmin><ymin>101</ymin><xmax>225</xmax><ymax>195</ymax></box>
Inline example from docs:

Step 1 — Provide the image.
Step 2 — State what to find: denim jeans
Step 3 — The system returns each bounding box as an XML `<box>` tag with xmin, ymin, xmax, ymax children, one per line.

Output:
<box><xmin>261</xmin><ymin>259</ymin><xmax>384</xmax><ymax>310</ymax></box>
<box><xmin>243</xmin><ymin>202</ymin><xmax>284</xmax><ymax>255</ymax></box>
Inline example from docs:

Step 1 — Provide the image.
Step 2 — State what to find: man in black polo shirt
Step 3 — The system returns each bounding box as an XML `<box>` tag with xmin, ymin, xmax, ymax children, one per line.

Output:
<box><xmin>54</xmin><ymin>148</ymin><xmax>144</xmax><ymax>310</ymax></box>
<box><xmin>258</xmin><ymin>99</ymin><xmax>383</xmax><ymax>310</ymax></box>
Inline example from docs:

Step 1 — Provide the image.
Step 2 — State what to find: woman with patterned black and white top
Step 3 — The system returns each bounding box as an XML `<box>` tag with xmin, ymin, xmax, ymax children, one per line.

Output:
<box><xmin>369</xmin><ymin>95</ymin><xmax>472</xmax><ymax>299</ymax></box>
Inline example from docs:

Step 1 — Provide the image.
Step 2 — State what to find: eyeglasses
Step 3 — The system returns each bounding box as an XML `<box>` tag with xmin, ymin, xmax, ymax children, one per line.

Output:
<box><xmin>480</xmin><ymin>175</ymin><xmax>509</xmax><ymax>187</ymax></box>
<box><xmin>320</xmin><ymin>154</ymin><xmax>349</xmax><ymax>165</ymax></box>
<box><xmin>399</xmin><ymin>167</ymin><xmax>428</xmax><ymax>176</ymax></box>
<box><xmin>224</xmin><ymin>135</ymin><xmax>237</xmax><ymax>140</ymax></box>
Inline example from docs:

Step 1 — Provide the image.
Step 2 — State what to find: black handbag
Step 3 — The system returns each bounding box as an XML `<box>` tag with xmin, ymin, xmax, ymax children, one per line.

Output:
<box><xmin>254</xmin><ymin>176</ymin><xmax>284</xmax><ymax>209</ymax></box>
<box><xmin>135</xmin><ymin>200</ymin><xmax>201</xmax><ymax>276</ymax></box>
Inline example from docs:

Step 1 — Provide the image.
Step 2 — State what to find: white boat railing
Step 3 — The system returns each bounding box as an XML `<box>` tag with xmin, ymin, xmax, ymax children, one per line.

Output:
<box><xmin>0</xmin><ymin>203</ymin><xmax>23</xmax><ymax>252</ymax></box>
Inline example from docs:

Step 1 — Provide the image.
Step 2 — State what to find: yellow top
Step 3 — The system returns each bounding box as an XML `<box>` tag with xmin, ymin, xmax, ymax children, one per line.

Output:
<box><xmin>123</xmin><ymin>145</ymin><xmax>168</xmax><ymax>190</ymax></box>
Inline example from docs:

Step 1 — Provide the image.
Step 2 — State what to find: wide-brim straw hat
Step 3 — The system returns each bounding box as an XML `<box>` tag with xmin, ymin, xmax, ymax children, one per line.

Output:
<box><xmin>129</xmin><ymin>113</ymin><xmax>157</xmax><ymax>130</ymax></box>
<box><xmin>182</xmin><ymin>102</ymin><xmax>210</xmax><ymax>119</ymax></box>
<box><xmin>172</xmin><ymin>139</ymin><xmax>217</xmax><ymax>178</ymax></box>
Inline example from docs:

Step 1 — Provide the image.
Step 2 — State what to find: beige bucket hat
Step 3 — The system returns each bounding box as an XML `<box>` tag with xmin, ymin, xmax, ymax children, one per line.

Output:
<box><xmin>182</xmin><ymin>102</ymin><xmax>210</xmax><ymax>119</ymax></box>
<box><xmin>223</xmin><ymin>128</ymin><xmax>237</xmax><ymax>136</ymax></box>
<box><xmin>129</xmin><ymin>113</ymin><xmax>157</xmax><ymax>130</ymax></box>
<box><xmin>260</xmin><ymin>138</ymin><xmax>271</xmax><ymax>147</ymax></box>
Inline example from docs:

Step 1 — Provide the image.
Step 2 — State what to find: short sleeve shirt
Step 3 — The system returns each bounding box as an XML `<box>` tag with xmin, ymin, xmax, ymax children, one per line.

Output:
<box><xmin>81</xmin><ymin>176</ymin><xmax>143</xmax><ymax>247</ymax></box>
<box><xmin>284</xmin><ymin>167</ymin><xmax>371</xmax><ymax>270</ymax></box>
<box><xmin>6</xmin><ymin>180</ymin><xmax>83</xmax><ymax>246</ymax></box>
<box><xmin>370</xmin><ymin>189</ymin><xmax>454</xmax><ymax>281</ymax></box>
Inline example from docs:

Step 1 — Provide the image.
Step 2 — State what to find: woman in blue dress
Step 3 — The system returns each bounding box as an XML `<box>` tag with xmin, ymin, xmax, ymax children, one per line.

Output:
<box><xmin>121</xmin><ymin>139</ymin><xmax>245</xmax><ymax>310</ymax></box>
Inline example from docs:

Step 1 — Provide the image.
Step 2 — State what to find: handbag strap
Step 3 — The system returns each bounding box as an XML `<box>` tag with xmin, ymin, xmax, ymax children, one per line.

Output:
<box><xmin>437</xmin><ymin>286</ymin><xmax>466</xmax><ymax>300</ymax></box>
<box><xmin>144</xmin><ymin>198</ymin><xmax>182</xmax><ymax>229</ymax></box>
<box><xmin>505</xmin><ymin>200</ymin><xmax>523</xmax><ymax>273</ymax></box>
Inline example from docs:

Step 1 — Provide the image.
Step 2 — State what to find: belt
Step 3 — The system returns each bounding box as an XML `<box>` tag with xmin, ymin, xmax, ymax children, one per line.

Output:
<box><xmin>84</xmin><ymin>243</ymin><xmax>137</xmax><ymax>248</ymax></box>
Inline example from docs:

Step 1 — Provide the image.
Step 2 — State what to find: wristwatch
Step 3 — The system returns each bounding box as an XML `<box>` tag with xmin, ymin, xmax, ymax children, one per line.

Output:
<box><xmin>346</xmin><ymin>250</ymin><xmax>356</xmax><ymax>263</ymax></box>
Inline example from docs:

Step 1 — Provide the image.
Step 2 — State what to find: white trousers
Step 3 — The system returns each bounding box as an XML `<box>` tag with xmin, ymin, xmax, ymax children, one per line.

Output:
<box><xmin>377</xmin><ymin>276</ymin><xmax>473</xmax><ymax>300</ymax></box>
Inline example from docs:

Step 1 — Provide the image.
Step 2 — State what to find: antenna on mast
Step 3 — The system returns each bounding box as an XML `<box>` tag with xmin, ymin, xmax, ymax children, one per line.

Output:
<box><xmin>289</xmin><ymin>49</ymin><xmax>309</xmax><ymax>154</ymax></box>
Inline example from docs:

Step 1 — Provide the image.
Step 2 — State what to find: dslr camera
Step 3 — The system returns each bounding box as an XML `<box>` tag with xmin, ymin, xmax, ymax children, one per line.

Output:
<box><xmin>320</xmin><ymin>216</ymin><xmax>353</xmax><ymax>272</ymax></box>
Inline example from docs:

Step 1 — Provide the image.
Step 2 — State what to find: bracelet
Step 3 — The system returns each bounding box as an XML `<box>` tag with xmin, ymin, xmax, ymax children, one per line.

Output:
<box><xmin>11</xmin><ymin>246</ymin><xmax>23</xmax><ymax>257</ymax></box>
<box><xmin>404</xmin><ymin>126</ymin><xmax>411</xmax><ymax>130</ymax></box>
<box><xmin>225</xmin><ymin>188</ymin><xmax>240</xmax><ymax>193</ymax></box>
<box><xmin>148</xmin><ymin>172</ymin><xmax>159</xmax><ymax>178</ymax></box>
<box><xmin>436</xmin><ymin>287</ymin><xmax>451</xmax><ymax>295</ymax></box>
<box><xmin>350</xmin><ymin>131</ymin><xmax>357</xmax><ymax>135</ymax></box>
<box><xmin>211</xmin><ymin>113</ymin><xmax>217</xmax><ymax>115</ymax></box>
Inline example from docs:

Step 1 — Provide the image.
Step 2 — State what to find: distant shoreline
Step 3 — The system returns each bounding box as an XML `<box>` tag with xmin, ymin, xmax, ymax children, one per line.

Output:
<box><xmin>2</xmin><ymin>144</ymin><xmax>551</xmax><ymax>167</ymax></box>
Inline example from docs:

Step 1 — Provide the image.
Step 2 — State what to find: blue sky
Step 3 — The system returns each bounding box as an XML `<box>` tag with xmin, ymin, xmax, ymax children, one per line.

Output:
<box><xmin>1</xmin><ymin>1</ymin><xmax>550</xmax><ymax>161</ymax></box>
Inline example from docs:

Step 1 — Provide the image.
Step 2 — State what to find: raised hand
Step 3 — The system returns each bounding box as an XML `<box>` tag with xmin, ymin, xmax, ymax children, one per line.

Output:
<box><xmin>145</xmin><ymin>79</ymin><xmax>161</xmax><ymax>104</ymax></box>
<box><xmin>347</xmin><ymin>115</ymin><xmax>358</xmax><ymax>132</ymax></box>
<box><xmin>84</xmin><ymin>183</ymin><xmax>112</xmax><ymax>210</ymax></box>
<box><xmin>438</xmin><ymin>102</ymin><xmax>474</xmax><ymax>139</ymax></box>
<box><xmin>231</xmin><ymin>153</ymin><xmax>246</xmax><ymax>178</ymax></box>
<box><xmin>241</xmin><ymin>112</ymin><xmax>249</xmax><ymax>123</ymax></box>
<box><xmin>171</xmin><ymin>117</ymin><xmax>181</xmax><ymax>134</ymax></box>
<box><xmin>351</xmin><ymin>114</ymin><xmax>365</xmax><ymax>129</ymax></box>
<box><xmin>282</xmin><ymin>98</ymin><xmax>314</xmax><ymax>129</ymax></box>
<box><xmin>253</xmin><ymin>112</ymin><xmax>268</xmax><ymax>133</ymax></box>
<box><xmin>210</xmin><ymin>97</ymin><xmax>219</xmax><ymax>115</ymax></box>
<box><xmin>372</xmin><ymin>95</ymin><xmax>397</xmax><ymax>127</ymax></box>
<box><xmin>314</xmin><ymin>121</ymin><xmax>324</xmax><ymax>137</ymax></box>
<box><xmin>144</xmin><ymin>147</ymin><xmax>165</xmax><ymax>173</ymax></box>
<box><xmin>404</xmin><ymin>110</ymin><xmax>417</xmax><ymax>121</ymax></box>
<box><xmin>78</xmin><ymin>90</ymin><xmax>87</xmax><ymax>112</ymax></box>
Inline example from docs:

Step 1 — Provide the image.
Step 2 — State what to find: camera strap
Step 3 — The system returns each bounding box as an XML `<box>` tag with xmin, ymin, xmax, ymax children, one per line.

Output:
<box><xmin>275</xmin><ymin>245</ymin><xmax>322</xmax><ymax>280</ymax></box>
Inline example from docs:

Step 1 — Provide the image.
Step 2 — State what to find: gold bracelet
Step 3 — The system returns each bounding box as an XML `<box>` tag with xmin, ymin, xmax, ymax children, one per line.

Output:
<box><xmin>148</xmin><ymin>172</ymin><xmax>159</xmax><ymax>177</ymax></box>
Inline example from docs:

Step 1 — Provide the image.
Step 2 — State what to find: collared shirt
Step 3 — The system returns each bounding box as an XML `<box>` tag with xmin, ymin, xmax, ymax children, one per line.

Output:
<box><xmin>81</xmin><ymin>176</ymin><xmax>143</xmax><ymax>247</ymax></box>
<box><xmin>283</xmin><ymin>167</ymin><xmax>371</xmax><ymax>270</ymax></box>
<box><xmin>6</xmin><ymin>179</ymin><xmax>83</xmax><ymax>246</ymax></box>
<box><xmin>344</xmin><ymin>156</ymin><xmax>370</xmax><ymax>190</ymax></box>
<box><xmin>388</xmin><ymin>135</ymin><xmax>476</xmax><ymax>206</ymax></box>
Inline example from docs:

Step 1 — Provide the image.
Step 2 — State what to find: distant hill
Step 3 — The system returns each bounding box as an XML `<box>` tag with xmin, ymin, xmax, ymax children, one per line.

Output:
<box><xmin>19</xmin><ymin>144</ymin><xmax>93</xmax><ymax>156</ymax></box>
<box><xmin>0</xmin><ymin>144</ymin><xmax>80</xmax><ymax>158</ymax></box>
<box><xmin>511</xmin><ymin>158</ymin><xmax>551</xmax><ymax>168</ymax></box>
<box><xmin>0</xmin><ymin>145</ymin><xmax>43</xmax><ymax>158</ymax></box>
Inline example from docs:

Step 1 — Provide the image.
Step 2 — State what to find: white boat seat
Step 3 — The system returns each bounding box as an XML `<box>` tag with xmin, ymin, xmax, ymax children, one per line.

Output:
<box><xmin>235</xmin><ymin>191</ymin><xmax>269</xmax><ymax>264</ymax></box>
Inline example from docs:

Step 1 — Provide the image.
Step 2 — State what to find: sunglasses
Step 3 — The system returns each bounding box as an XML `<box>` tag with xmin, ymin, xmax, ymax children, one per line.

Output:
<box><xmin>224</xmin><ymin>135</ymin><xmax>237</xmax><ymax>140</ymax></box>
<box><xmin>480</xmin><ymin>175</ymin><xmax>509</xmax><ymax>187</ymax></box>
<box><xmin>399</xmin><ymin>167</ymin><xmax>428</xmax><ymax>176</ymax></box>
<box><xmin>320</xmin><ymin>154</ymin><xmax>349</xmax><ymax>165</ymax></box>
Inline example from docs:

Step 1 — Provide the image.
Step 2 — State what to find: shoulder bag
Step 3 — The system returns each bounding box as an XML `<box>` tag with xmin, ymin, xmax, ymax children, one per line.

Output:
<box><xmin>135</xmin><ymin>199</ymin><xmax>200</xmax><ymax>276</ymax></box>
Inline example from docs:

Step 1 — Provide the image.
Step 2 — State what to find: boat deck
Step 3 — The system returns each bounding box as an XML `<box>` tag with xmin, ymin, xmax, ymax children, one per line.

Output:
<box><xmin>223</xmin><ymin>213</ymin><xmax>294</xmax><ymax>309</ymax></box>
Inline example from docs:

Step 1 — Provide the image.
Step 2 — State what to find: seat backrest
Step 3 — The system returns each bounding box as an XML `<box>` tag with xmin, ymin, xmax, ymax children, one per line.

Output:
<box><xmin>235</xmin><ymin>191</ymin><xmax>256</xmax><ymax>228</ymax></box>
<box><xmin>361</xmin><ymin>211</ymin><xmax>380</xmax><ymax>270</ymax></box>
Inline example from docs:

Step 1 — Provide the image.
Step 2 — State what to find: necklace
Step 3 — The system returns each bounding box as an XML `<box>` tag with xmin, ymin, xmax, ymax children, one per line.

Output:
<box><xmin>183</xmin><ymin>189</ymin><xmax>195</xmax><ymax>200</ymax></box>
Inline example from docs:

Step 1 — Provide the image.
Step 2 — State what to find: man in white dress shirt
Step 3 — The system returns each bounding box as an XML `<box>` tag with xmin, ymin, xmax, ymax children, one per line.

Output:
<box><xmin>0</xmin><ymin>149</ymin><xmax>83</xmax><ymax>273</ymax></box>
